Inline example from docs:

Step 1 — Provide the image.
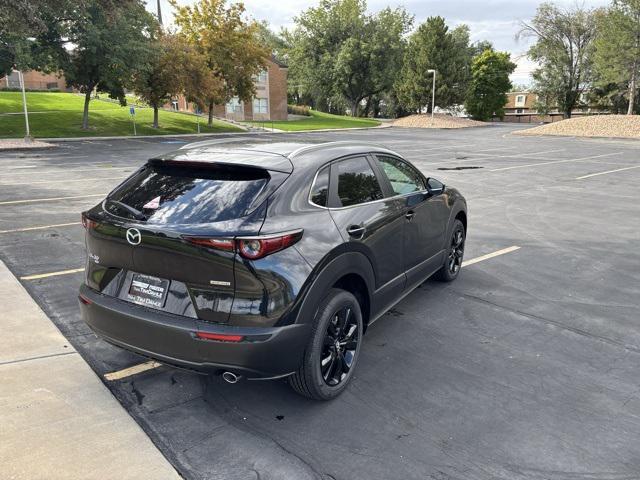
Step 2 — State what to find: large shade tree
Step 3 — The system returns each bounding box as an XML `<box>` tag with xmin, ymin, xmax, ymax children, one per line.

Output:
<box><xmin>64</xmin><ymin>0</ymin><xmax>157</xmax><ymax>129</ymax></box>
<box><xmin>593</xmin><ymin>0</ymin><xmax>640</xmax><ymax>114</ymax></box>
<box><xmin>395</xmin><ymin>17</ymin><xmax>472</xmax><ymax>113</ymax></box>
<box><xmin>519</xmin><ymin>3</ymin><xmax>597</xmax><ymax>118</ymax></box>
<box><xmin>170</xmin><ymin>0</ymin><xmax>269</xmax><ymax>126</ymax></box>
<box><xmin>465</xmin><ymin>49</ymin><xmax>516</xmax><ymax>121</ymax></box>
<box><xmin>286</xmin><ymin>0</ymin><xmax>412</xmax><ymax>116</ymax></box>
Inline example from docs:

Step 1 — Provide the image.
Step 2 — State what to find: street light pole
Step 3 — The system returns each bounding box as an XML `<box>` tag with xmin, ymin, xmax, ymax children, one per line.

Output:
<box><xmin>427</xmin><ymin>69</ymin><xmax>436</xmax><ymax>122</ymax></box>
<box><xmin>17</xmin><ymin>70</ymin><xmax>31</xmax><ymax>141</ymax></box>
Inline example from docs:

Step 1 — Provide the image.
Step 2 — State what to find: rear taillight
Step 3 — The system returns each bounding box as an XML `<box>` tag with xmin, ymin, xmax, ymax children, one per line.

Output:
<box><xmin>81</xmin><ymin>213</ymin><xmax>97</xmax><ymax>230</ymax></box>
<box><xmin>184</xmin><ymin>230</ymin><xmax>303</xmax><ymax>260</ymax></box>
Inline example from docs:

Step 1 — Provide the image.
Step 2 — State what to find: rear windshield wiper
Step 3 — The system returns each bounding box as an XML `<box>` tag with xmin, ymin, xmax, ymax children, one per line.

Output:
<box><xmin>106</xmin><ymin>199</ymin><xmax>147</xmax><ymax>221</ymax></box>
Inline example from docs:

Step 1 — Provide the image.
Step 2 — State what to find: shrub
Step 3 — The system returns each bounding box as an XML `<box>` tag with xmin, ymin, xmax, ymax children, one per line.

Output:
<box><xmin>288</xmin><ymin>104</ymin><xmax>311</xmax><ymax>116</ymax></box>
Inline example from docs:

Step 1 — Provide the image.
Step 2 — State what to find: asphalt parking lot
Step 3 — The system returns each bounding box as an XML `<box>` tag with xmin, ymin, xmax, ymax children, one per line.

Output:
<box><xmin>1</xmin><ymin>124</ymin><xmax>640</xmax><ymax>480</ymax></box>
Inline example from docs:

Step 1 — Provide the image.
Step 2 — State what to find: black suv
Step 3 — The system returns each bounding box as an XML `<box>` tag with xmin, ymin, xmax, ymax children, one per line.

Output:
<box><xmin>79</xmin><ymin>141</ymin><xmax>467</xmax><ymax>400</ymax></box>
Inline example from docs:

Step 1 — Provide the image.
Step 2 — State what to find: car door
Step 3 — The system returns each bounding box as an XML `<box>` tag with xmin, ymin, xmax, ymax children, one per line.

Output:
<box><xmin>327</xmin><ymin>155</ymin><xmax>406</xmax><ymax>308</ymax></box>
<box><xmin>374</xmin><ymin>155</ymin><xmax>448</xmax><ymax>290</ymax></box>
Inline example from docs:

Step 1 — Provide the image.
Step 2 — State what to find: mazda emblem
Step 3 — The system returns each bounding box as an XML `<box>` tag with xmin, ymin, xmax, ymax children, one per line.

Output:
<box><xmin>126</xmin><ymin>228</ymin><xmax>142</xmax><ymax>246</ymax></box>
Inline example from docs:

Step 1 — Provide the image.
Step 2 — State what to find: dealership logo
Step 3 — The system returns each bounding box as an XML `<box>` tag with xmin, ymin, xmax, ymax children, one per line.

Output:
<box><xmin>126</xmin><ymin>228</ymin><xmax>142</xmax><ymax>245</ymax></box>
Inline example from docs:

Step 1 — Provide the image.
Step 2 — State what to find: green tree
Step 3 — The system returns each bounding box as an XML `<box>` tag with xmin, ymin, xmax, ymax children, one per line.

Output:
<box><xmin>396</xmin><ymin>17</ymin><xmax>472</xmax><ymax>113</ymax></box>
<box><xmin>64</xmin><ymin>0</ymin><xmax>157</xmax><ymax>130</ymax></box>
<box><xmin>593</xmin><ymin>1</ymin><xmax>640</xmax><ymax>114</ymax></box>
<box><xmin>132</xmin><ymin>33</ymin><xmax>190</xmax><ymax>129</ymax></box>
<box><xmin>286</xmin><ymin>0</ymin><xmax>412</xmax><ymax>116</ymax></box>
<box><xmin>519</xmin><ymin>3</ymin><xmax>597</xmax><ymax>118</ymax></box>
<box><xmin>171</xmin><ymin>0</ymin><xmax>269</xmax><ymax>126</ymax></box>
<box><xmin>465</xmin><ymin>49</ymin><xmax>516</xmax><ymax>121</ymax></box>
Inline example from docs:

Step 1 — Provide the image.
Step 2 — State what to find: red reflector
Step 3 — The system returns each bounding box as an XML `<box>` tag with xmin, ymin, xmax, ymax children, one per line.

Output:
<box><xmin>184</xmin><ymin>237</ymin><xmax>235</xmax><ymax>251</ymax></box>
<box><xmin>195</xmin><ymin>332</ymin><xmax>244</xmax><ymax>342</ymax></box>
<box><xmin>81</xmin><ymin>213</ymin><xmax>97</xmax><ymax>230</ymax></box>
<box><xmin>79</xmin><ymin>294</ymin><xmax>92</xmax><ymax>305</ymax></box>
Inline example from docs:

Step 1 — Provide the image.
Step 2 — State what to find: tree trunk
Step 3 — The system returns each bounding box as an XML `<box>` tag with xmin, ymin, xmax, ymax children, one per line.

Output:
<box><xmin>628</xmin><ymin>63</ymin><xmax>637</xmax><ymax>115</ymax></box>
<box><xmin>351</xmin><ymin>99</ymin><xmax>359</xmax><ymax>117</ymax></box>
<box><xmin>208</xmin><ymin>100</ymin><xmax>214</xmax><ymax>126</ymax></box>
<box><xmin>153</xmin><ymin>104</ymin><xmax>159</xmax><ymax>128</ymax></box>
<box><xmin>81</xmin><ymin>89</ymin><xmax>92</xmax><ymax>130</ymax></box>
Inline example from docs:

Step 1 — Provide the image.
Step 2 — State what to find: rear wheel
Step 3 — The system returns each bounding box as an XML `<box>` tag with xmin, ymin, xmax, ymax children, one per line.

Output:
<box><xmin>435</xmin><ymin>219</ymin><xmax>465</xmax><ymax>282</ymax></box>
<box><xmin>289</xmin><ymin>289</ymin><xmax>363</xmax><ymax>401</ymax></box>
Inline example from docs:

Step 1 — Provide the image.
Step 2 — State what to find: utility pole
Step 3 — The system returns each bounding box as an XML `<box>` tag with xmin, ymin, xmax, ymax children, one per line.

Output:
<box><xmin>427</xmin><ymin>69</ymin><xmax>436</xmax><ymax>122</ymax></box>
<box><xmin>17</xmin><ymin>70</ymin><xmax>31</xmax><ymax>141</ymax></box>
<box><xmin>157</xmin><ymin>0</ymin><xmax>163</xmax><ymax>26</ymax></box>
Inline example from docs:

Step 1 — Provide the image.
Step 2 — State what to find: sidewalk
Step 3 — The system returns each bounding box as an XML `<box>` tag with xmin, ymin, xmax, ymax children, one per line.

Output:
<box><xmin>0</xmin><ymin>260</ymin><xmax>182</xmax><ymax>480</ymax></box>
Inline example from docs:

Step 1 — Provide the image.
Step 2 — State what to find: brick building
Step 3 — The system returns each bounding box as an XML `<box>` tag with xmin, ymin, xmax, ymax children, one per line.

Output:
<box><xmin>169</xmin><ymin>57</ymin><xmax>288</xmax><ymax>122</ymax></box>
<box><xmin>500</xmin><ymin>91</ymin><xmax>607</xmax><ymax>123</ymax></box>
<box><xmin>1</xmin><ymin>70</ymin><xmax>67</xmax><ymax>91</ymax></box>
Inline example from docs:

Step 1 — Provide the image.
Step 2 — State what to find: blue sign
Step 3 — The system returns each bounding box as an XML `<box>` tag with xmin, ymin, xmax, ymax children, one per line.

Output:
<box><xmin>129</xmin><ymin>106</ymin><xmax>135</xmax><ymax>115</ymax></box>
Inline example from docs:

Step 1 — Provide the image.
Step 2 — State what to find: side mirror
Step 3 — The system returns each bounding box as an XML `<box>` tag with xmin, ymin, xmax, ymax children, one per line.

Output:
<box><xmin>426</xmin><ymin>178</ymin><xmax>445</xmax><ymax>196</ymax></box>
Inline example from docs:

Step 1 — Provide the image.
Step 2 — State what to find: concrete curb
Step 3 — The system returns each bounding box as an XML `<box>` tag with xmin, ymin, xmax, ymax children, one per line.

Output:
<box><xmin>5</xmin><ymin>123</ymin><xmax>391</xmax><ymax>143</ymax></box>
<box><xmin>0</xmin><ymin>259</ymin><xmax>182</xmax><ymax>480</ymax></box>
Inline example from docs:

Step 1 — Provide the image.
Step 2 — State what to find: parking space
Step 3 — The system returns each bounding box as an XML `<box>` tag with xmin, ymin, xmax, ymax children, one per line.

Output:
<box><xmin>1</xmin><ymin>124</ymin><xmax>640</xmax><ymax>479</ymax></box>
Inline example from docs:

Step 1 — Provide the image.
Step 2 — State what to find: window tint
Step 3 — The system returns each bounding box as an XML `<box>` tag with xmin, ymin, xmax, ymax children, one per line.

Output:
<box><xmin>105</xmin><ymin>164</ymin><xmax>269</xmax><ymax>225</ymax></box>
<box><xmin>376</xmin><ymin>156</ymin><xmax>425</xmax><ymax>195</ymax></box>
<box><xmin>335</xmin><ymin>157</ymin><xmax>383</xmax><ymax>207</ymax></box>
<box><xmin>310</xmin><ymin>165</ymin><xmax>330</xmax><ymax>207</ymax></box>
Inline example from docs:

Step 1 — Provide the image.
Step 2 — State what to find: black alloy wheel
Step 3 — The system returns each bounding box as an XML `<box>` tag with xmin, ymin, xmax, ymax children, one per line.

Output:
<box><xmin>320</xmin><ymin>306</ymin><xmax>359</xmax><ymax>386</ymax></box>
<box><xmin>435</xmin><ymin>219</ymin><xmax>465</xmax><ymax>282</ymax></box>
<box><xmin>289</xmin><ymin>289</ymin><xmax>363</xmax><ymax>400</ymax></box>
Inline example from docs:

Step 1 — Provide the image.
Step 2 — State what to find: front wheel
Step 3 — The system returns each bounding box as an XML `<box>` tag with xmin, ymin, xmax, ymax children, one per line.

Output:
<box><xmin>289</xmin><ymin>289</ymin><xmax>363</xmax><ymax>401</ymax></box>
<box><xmin>435</xmin><ymin>219</ymin><xmax>466</xmax><ymax>282</ymax></box>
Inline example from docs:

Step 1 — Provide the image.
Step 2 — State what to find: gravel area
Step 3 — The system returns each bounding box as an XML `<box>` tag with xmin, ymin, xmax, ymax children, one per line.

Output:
<box><xmin>0</xmin><ymin>139</ymin><xmax>55</xmax><ymax>151</ymax></box>
<box><xmin>393</xmin><ymin>114</ymin><xmax>487</xmax><ymax>129</ymax></box>
<box><xmin>516</xmin><ymin>114</ymin><xmax>640</xmax><ymax>139</ymax></box>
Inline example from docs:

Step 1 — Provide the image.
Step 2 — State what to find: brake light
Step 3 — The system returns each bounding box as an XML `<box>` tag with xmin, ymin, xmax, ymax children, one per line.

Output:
<box><xmin>195</xmin><ymin>332</ymin><xmax>244</xmax><ymax>342</ymax></box>
<box><xmin>184</xmin><ymin>230</ymin><xmax>303</xmax><ymax>260</ymax></box>
<box><xmin>237</xmin><ymin>231</ymin><xmax>303</xmax><ymax>260</ymax></box>
<box><xmin>81</xmin><ymin>213</ymin><xmax>97</xmax><ymax>230</ymax></box>
<box><xmin>78</xmin><ymin>294</ymin><xmax>93</xmax><ymax>305</ymax></box>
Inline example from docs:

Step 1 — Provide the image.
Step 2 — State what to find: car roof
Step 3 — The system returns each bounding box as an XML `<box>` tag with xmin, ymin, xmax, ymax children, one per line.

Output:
<box><xmin>156</xmin><ymin>140</ymin><xmax>400</xmax><ymax>174</ymax></box>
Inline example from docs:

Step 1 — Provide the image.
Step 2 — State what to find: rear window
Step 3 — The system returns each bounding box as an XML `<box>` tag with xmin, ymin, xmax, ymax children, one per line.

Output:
<box><xmin>105</xmin><ymin>163</ymin><xmax>269</xmax><ymax>224</ymax></box>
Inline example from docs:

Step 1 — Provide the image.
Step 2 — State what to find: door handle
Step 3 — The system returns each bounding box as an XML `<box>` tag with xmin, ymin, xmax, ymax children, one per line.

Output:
<box><xmin>405</xmin><ymin>210</ymin><xmax>415</xmax><ymax>221</ymax></box>
<box><xmin>346</xmin><ymin>225</ymin><xmax>365</xmax><ymax>238</ymax></box>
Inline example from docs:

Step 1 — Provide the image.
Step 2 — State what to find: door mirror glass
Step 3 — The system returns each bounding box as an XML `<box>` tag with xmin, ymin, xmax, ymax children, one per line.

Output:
<box><xmin>426</xmin><ymin>177</ymin><xmax>445</xmax><ymax>196</ymax></box>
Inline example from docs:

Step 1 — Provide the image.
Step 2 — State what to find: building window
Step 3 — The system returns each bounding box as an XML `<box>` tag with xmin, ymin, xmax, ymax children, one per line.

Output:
<box><xmin>253</xmin><ymin>98</ymin><xmax>268</xmax><ymax>114</ymax></box>
<box><xmin>516</xmin><ymin>108</ymin><xmax>524</xmax><ymax>114</ymax></box>
<box><xmin>515</xmin><ymin>95</ymin><xmax>526</xmax><ymax>107</ymax></box>
<box><xmin>255</xmin><ymin>70</ymin><xmax>267</xmax><ymax>83</ymax></box>
<box><xmin>226</xmin><ymin>97</ymin><xmax>243</xmax><ymax>114</ymax></box>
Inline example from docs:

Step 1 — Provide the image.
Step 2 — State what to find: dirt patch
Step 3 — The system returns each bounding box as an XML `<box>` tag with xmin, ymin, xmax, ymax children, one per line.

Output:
<box><xmin>515</xmin><ymin>115</ymin><xmax>640</xmax><ymax>139</ymax></box>
<box><xmin>393</xmin><ymin>114</ymin><xmax>487</xmax><ymax>129</ymax></box>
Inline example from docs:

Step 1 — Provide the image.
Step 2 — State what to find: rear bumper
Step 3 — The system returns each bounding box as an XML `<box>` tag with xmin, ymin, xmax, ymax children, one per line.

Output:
<box><xmin>79</xmin><ymin>284</ymin><xmax>310</xmax><ymax>379</ymax></box>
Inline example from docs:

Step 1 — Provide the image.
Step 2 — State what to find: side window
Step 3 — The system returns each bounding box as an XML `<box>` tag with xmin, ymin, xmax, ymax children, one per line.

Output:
<box><xmin>376</xmin><ymin>156</ymin><xmax>425</xmax><ymax>195</ymax></box>
<box><xmin>335</xmin><ymin>157</ymin><xmax>383</xmax><ymax>207</ymax></box>
<box><xmin>310</xmin><ymin>165</ymin><xmax>330</xmax><ymax>207</ymax></box>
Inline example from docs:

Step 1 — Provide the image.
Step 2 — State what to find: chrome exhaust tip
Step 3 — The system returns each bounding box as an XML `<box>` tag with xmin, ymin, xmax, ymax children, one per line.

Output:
<box><xmin>222</xmin><ymin>371</ymin><xmax>241</xmax><ymax>384</ymax></box>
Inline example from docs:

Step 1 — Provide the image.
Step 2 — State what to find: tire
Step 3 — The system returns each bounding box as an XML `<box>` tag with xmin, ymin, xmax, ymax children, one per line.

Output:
<box><xmin>435</xmin><ymin>219</ymin><xmax>466</xmax><ymax>282</ymax></box>
<box><xmin>289</xmin><ymin>288</ymin><xmax>363</xmax><ymax>401</ymax></box>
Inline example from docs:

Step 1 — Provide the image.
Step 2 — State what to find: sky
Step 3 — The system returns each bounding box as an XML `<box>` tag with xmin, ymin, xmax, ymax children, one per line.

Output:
<box><xmin>148</xmin><ymin>0</ymin><xmax>611</xmax><ymax>84</ymax></box>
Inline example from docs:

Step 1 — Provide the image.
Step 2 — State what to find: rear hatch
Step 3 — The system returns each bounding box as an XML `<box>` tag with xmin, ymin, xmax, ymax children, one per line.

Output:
<box><xmin>83</xmin><ymin>156</ymin><xmax>290</xmax><ymax>324</ymax></box>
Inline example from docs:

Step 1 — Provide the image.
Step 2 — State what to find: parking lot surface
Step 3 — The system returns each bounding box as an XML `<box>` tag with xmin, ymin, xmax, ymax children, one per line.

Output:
<box><xmin>1</xmin><ymin>125</ymin><xmax>639</xmax><ymax>479</ymax></box>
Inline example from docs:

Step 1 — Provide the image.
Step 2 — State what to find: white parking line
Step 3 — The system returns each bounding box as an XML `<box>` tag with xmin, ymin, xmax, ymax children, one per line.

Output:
<box><xmin>0</xmin><ymin>222</ymin><xmax>80</xmax><ymax>234</ymax></box>
<box><xmin>576</xmin><ymin>165</ymin><xmax>640</xmax><ymax>180</ymax></box>
<box><xmin>104</xmin><ymin>361</ymin><xmax>162</xmax><ymax>381</ymax></box>
<box><xmin>461</xmin><ymin>246</ymin><xmax>521</xmax><ymax>267</ymax></box>
<box><xmin>0</xmin><ymin>176</ymin><xmax>126</xmax><ymax>186</ymax></box>
<box><xmin>0</xmin><ymin>193</ymin><xmax>107</xmax><ymax>206</ymax></box>
<box><xmin>490</xmin><ymin>152</ymin><xmax>623</xmax><ymax>172</ymax></box>
<box><xmin>20</xmin><ymin>267</ymin><xmax>85</xmax><ymax>281</ymax></box>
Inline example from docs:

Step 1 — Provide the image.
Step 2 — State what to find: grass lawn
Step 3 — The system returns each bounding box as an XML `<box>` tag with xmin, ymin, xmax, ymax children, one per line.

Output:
<box><xmin>247</xmin><ymin>109</ymin><xmax>381</xmax><ymax>131</ymax></box>
<box><xmin>0</xmin><ymin>91</ymin><xmax>242</xmax><ymax>138</ymax></box>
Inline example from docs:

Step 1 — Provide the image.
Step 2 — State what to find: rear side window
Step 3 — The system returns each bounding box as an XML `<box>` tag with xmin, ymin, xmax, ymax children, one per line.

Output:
<box><xmin>334</xmin><ymin>156</ymin><xmax>383</xmax><ymax>207</ymax></box>
<box><xmin>310</xmin><ymin>165</ymin><xmax>330</xmax><ymax>207</ymax></box>
<box><xmin>105</xmin><ymin>163</ymin><xmax>269</xmax><ymax>224</ymax></box>
<box><xmin>376</xmin><ymin>155</ymin><xmax>425</xmax><ymax>195</ymax></box>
